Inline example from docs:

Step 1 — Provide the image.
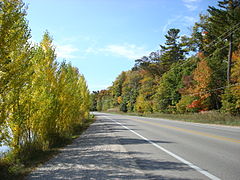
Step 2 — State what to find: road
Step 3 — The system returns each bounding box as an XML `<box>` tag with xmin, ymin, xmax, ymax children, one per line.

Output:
<box><xmin>95</xmin><ymin>113</ymin><xmax>240</xmax><ymax>180</ymax></box>
<box><xmin>28</xmin><ymin>112</ymin><xmax>240</xmax><ymax>180</ymax></box>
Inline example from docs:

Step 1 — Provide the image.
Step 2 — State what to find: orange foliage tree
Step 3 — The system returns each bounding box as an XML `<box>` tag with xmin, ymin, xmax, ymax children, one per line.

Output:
<box><xmin>181</xmin><ymin>55</ymin><xmax>213</xmax><ymax>112</ymax></box>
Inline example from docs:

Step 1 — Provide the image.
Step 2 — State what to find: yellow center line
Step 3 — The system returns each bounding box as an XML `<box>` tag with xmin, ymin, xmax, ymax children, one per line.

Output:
<box><xmin>125</xmin><ymin>117</ymin><xmax>240</xmax><ymax>144</ymax></box>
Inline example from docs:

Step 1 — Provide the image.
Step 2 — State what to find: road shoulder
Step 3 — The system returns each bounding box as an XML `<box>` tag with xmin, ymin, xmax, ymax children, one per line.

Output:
<box><xmin>28</xmin><ymin>116</ymin><xmax>146</xmax><ymax>180</ymax></box>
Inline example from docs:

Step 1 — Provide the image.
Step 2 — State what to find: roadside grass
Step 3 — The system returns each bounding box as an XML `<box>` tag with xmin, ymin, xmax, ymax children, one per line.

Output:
<box><xmin>0</xmin><ymin>116</ymin><xmax>95</xmax><ymax>180</ymax></box>
<box><xmin>107</xmin><ymin>111</ymin><xmax>240</xmax><ymax>126</ymax></box>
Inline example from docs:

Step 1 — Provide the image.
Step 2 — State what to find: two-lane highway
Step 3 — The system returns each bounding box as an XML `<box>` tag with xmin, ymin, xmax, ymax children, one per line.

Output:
<box><xmin>95</xmin><ymin>112</ymin><xmax>240</xmax><ymax>180</ymax></box>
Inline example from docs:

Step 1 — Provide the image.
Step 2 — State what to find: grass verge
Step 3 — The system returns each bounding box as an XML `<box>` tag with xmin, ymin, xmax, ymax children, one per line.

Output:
<box><xmin>107</xmin><ymin>111</ymin><xmax>240</xmax><ymax>126</ymax></box>
<box><xmin>0</xmin><ymin>116</ymin><xmax>95</xmax><ymax>180</ymax></box>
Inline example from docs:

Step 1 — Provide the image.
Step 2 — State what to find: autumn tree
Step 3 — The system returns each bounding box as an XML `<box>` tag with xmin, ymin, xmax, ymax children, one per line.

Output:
<box><xmin>111</xmin><ymin>72</ymin><xmax>126</xmax><ymax>106</ymax></box>
<box><xmin>181</xmin><ymin>58</ymin><xmax>213</xmax><ymax>112</ymax></box>
<box><xmin>221</xmin><ymin>44</ymin><xmax>240</xmax><ymax>114</ymax></box>
<box><xmin>121</xmin><ymin>70</ymin><xmax>142</xmax><ymax>112</ymax></box>
<box><xmin>0</xmin><ymin>0</ymin><xmax>32</xmax><ymax>152</ymax></box>
<box><xmin>135</xmin><ymin>70</ymin><xmax>157</xmax><ymax>113</ymax></box>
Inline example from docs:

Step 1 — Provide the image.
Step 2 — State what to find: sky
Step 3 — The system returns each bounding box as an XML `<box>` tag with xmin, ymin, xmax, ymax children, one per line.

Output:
<box><xmin>24</xmin><ymin>0</ymin><xmax>217</xmax><ymax>92</ymax></box>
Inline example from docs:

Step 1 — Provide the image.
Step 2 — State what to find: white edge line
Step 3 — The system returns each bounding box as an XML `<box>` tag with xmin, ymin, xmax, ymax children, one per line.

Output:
<box><xmin>103</xmin><ymin>116</ymin><xmax>221</xmax><ymax>180</ymax></box>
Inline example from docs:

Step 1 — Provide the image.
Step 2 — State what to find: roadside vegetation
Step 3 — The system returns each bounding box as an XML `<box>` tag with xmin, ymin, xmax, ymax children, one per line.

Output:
<box><xmin>0</xmin><ymin>0</ymin><xmax>92</xmax><ymax>179</ymax></box>
<box><xmin>0</xmin><ymin>115</ymin><xmax>95</xmax><ymax>180</ymax></box>
<box><xmin>91</xmin><ymin>0</ymin><xmax>240</xmax><ymax>124</ymax></box>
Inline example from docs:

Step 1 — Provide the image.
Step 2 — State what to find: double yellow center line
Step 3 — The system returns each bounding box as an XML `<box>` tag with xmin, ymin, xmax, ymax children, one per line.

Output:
<box><xmin>125</xmin><ymin>117</ymin><xmax>240</xmax><ymax>144</ymax></box>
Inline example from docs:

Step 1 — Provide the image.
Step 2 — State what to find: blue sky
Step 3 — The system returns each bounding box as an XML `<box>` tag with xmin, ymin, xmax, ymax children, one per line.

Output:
<box><xmin>24</xmin><ymin>0</ymin><xmax>217</xmax><ymax>92</ymax></box>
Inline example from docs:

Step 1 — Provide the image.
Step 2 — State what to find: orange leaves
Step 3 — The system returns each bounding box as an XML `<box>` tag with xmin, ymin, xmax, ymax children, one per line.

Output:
<box><xmin>117</xmin><ymin>96</ymin><xmax>122</xmax><ymax>104</ymax></box>
<box><xmin>231</xmin><ymin>44</ymin><xmax>240</xmax><ymax>83</ymax></box>
<box><xmin>191</xmin><ymin>59</ymin><xmax>212</xmax><ymax>99</ymax></box>
<box><xmin>180</xmin><ymin>57</ymin><xmax>212</xmax><ymax>112</ymax></box>
<box><xmin>197</xmin><ymin>52</ymin><xmax>205</xmax><ymax>59</ymax></box>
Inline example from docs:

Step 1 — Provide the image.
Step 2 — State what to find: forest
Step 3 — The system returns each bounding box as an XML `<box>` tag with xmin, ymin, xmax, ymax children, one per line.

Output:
<box><xmin>0</xmin><ymin>0</ymin><xmax>90</xmax><ymax>159</ymax></box>
<box><xmin>91</xmin><ymin>0</ymin><xmax>240</xmax><ymax>116</ymax></box>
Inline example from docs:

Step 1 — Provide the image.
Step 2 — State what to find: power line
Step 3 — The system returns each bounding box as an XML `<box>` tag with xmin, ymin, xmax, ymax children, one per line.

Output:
<box><xmin>153</xmin><ymin>83</ymin><xmax>240</xmax><ymax>103</ymax></box>
<box><xmin>205</xmin><ymin>22</ymin><xmax>240</xmax><ymax>48</ymax></box>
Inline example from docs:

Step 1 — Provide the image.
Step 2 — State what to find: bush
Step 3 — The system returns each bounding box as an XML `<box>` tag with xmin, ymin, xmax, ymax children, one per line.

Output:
<box><xmin>176</xmin><ymin>96</ymin><xmax>195</xmax><ymax>113</ymax></box>
<box><xmin>221</xmin><ymin>88</ymin><xmax>240</xmax><ymax>115</ymax></box>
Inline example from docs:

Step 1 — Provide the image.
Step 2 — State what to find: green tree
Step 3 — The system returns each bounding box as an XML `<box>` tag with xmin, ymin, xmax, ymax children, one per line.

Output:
<box><xmin>160</xmin><ymin>29</ymin><xmax>186</xmax><ymax>68</ymax></box>
<box><xmin>121</xmin><ymin>70</ymin><xmax>142</xmax><ymax>112</ymax></box>
<box><xmin>111</xmin><ymin>72</ymin><xmax>126</xmax><ymax>106</ymax></box>
<box><xmin>221</xmin><ymin>44</ymin><xmax>240</xmax><ymax>114</ymax></box>
<box><xmin>154</xmin><ymin>58</ymin><xmax>197</xmax><ymax>113</ymax></box>
<box><xmin>208</xmin><ymin>0</ymin><xmax>240</xmax><ymax>83</ymax></box>
<box><xmin>90</xmin><ymin>91</ymin><xmax>99</xmax><ymax>111</ymax></box>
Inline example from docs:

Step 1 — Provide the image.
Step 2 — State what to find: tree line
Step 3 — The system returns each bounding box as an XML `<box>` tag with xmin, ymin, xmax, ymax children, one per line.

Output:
<box><xmin>0</xmin><ymin>0</ymin><xmax>90</xmax><ymax>158</ymax></box>
<box><xmin>91</xmin><ymin>0</ymin><xmax>240</xmax><ymax>115</ymax></box>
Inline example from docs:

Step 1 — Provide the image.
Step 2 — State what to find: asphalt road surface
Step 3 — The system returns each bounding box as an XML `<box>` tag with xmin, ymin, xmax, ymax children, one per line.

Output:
<box><xmin>28</xmin><ymin>112</ymin><xmax>240</xmax><ymax>180</ymax></box>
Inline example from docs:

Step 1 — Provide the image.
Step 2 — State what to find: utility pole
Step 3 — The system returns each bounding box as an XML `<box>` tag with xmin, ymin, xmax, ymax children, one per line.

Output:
<box><xmin>227</xmin><ymin>33</ymin><xmax>233</xmax><ymax>84</ymax></box>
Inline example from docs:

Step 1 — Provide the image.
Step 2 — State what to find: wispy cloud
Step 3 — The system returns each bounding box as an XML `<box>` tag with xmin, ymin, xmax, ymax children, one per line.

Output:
<box><xmin>182</xmin><ymin>0</ymin><xmax>200</xmax><ymax>11</ymax></box>
<box><xmin>56</xmin><ymin>44</ymin><xmax>79</xmax><ymax>59</ymax></box>
<box><xmin>158</xmin><ymin>15</ymin><xmax>198</xmax><ymax>34</ymax></box>
<box><xmin>85</xmin><ymin>47</ymin><xmax>96</xmax><ymax>54</ymax></box>
<box><xmin>161</xmin><ymin>16</ymin><xmax>181</xmax><ymax>33</ymax></box>
<box><xmin>99</xmin><ymin>44</ymin><xmax>150</xmax><ymax>60</ymax></box>
<box><xmin>183</xmin><ymin>16</ymin><xmax>198</xmax><ymax>24</ymax></box>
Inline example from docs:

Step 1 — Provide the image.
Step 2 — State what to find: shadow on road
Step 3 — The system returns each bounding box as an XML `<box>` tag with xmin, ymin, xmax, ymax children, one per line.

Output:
<box><xmin>28</xmin><ymin>115</ymin><xmax>194</xmax><ymax>180</ymax></box>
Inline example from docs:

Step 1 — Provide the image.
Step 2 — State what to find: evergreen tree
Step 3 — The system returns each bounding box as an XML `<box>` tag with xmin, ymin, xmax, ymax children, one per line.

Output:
<box><xmin>160</xmin><ymin>29</ymin><xmax>186</xmax><ymax>67</ymax></box>
<box><xmin>208</xmin><ymin>0</ymin><xmax>240</xmax><ymax>83</ymax></box>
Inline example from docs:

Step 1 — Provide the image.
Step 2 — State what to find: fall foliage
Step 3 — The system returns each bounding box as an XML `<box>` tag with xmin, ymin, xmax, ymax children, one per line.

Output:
<box><xmin>91</xmin><ymin>0</ymin><xmax>240</xmax><ymax>116</ymax></box>
<box><xmin>0</xmin><ymin>0</ymin><xmax>90</xmax><ymax>156</ymax></box>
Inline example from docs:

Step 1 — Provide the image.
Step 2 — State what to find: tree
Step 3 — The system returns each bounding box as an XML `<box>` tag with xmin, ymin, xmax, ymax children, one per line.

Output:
<box><xmin>221</xmin><ymin>44</ymin><xmax>240</xmax><ymax>114</ymax></box>
<box><xmin>135</xmin><ymin>70</ymin><xmax>156</xmax><ymax>113</ymax></box>
<box><xmin>0</xmin><ymin>0</ymin><xmax>32</xmax><ymax>152</ymax></box>
<box><xmin>160</xmin><ymin>28</ymin><xmax>186</xmax><ymax>67</ymax></box>
<box><xmin>154</xmin><ymin>58</ymin><xmax>197</xmax><ymax>113</ymax></box>
<box><xmin>121</xmin><ymin>70</ymin><xmax>142</xmax><ymax>112</ymax></box>
<box><xmin>90</xmin><ymin>91</ymin><xmax>99</xmax><ymax>111</ymax></box>
<box><xmin>208</xmin><ymin>0</ymin><xmax>240</xmax><ymax>83</ymax></box>
<box><xmin>27</xmin><ymin>32</ymin><xmax>60</xmax><ymax>149</ymax></box>
<box><xmin>185</xmin><ymin>59</ymin><xmax>213</xmax><ymax>112</ymax></box>
<box><xmin>111</xmin><ymin>72</ymin><xmax>126</xmax><ymax>106</ymax></box>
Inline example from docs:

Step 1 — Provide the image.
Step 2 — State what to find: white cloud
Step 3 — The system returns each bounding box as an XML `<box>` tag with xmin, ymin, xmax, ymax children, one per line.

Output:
<box><xmin>185</xmin><ymin>4</ymin><xmax>197</xmax><ymax>11</ymax></box>
<box><xmin>56</xmin><ymin>44</ymin><xmax>79</xmax><ymax>59</ymax></box>
<box><xmin>100</xmin><ymin>44</ymin><xmax>150</xmax><ymax>60</ymax></box>
<box><xmin>182</xmin><ymin>0</ymin><xmax>200</xmax><ymax>11</ymax></box>
<box><xmin>183</xmin><ymin>16</ymin><xmax>198</xmax><ymax>24</ymax></box>
<box><xmin>85</xmin><ymin>47</ymin><xmax>96</xmax><ymax>54</ymax></box>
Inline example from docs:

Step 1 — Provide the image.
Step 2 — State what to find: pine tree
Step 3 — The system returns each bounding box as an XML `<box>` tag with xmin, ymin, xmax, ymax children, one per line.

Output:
<box><xmin>208</xmin><ymin>0</ymin><xmax>240</xmax><ymax>83</ymax></box>
<box><xmin>160</xmin><ymin>29</ymin><xmax>186</xmax><ymax>66</ymax></box>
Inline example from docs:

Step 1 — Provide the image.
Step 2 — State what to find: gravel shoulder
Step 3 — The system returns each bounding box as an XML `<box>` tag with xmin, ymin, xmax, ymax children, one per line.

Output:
<box><xmin>28</xmin><ymin>117</ymin><xmax>146</xmax><ymax>180</ymax></box>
